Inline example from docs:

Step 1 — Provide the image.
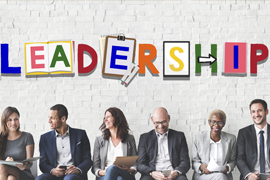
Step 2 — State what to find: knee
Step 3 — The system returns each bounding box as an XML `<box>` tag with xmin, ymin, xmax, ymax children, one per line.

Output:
<box><xmin>7</xmin><ymin>175</ymin><xmax>17</xmax><ymax>180</ymax></box>
<box><xmin>215</xmin><ymin>173</ymin><xmax>227</xmax><ymax>180</ymax></box>
<box><xmin>106</xmin><ymin>165</ymin><xmax>118</xmax><ymax>172</ymax></box>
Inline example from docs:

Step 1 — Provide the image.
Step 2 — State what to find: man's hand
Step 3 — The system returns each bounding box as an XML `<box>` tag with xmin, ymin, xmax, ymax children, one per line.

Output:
<box><xmin>52</xmin><ymin>165</ymin><xmax>65</xmax><ymax>177</ymax></box>
<box><xmin>199</xmin><ymin>164</ymin><xmax>212</xmax><ymax>174</ymax></box>
<box><xmin>98</xmin><ymin>169</ymin><xmax>106</xmax><ymax>176</ymax></box>
<box><xmin>167</xmin><ymin>171</ymin><xmax>179</xmax><ymax>180</ymax></box>
<box><xmin>151</xmin><ymin>171</ymin><xmax>167</xmax><ymax>180</ymax></box>
<box><xmin>65</xmin><ymin>165</ymin><xmax>80</xmax><ymax>175</ymax></box>
<box><xmin>248</xmin><ymin>172</ymin><xmax>259</xmax><ymax>180</ymax></box>
<box><xmin>222</xmin><ymin>166</ymin><xmax>229</xmax><ymax>175</ymax></box>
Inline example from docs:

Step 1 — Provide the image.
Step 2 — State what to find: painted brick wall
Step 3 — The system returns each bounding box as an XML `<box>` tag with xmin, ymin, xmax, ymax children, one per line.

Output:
<box><xmin>0</xmin><ymin>0</ymin><xmax>269</xmax><ymax>179</ymax></box>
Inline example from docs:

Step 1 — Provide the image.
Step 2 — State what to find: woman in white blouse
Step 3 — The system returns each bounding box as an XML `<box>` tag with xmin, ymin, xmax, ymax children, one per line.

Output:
<box><xmin>192</xmin><ymin>109</ymin><xmax>237</xmax><ymax>180</ymax></box>
<box><xmin>92</xmin><ymin>107</ymin><xmax>137</xmax><ymax>180</ymax></box>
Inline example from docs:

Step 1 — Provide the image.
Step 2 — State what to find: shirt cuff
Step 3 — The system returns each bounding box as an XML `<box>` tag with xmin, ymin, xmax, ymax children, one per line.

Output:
<box><xmin>95</xmin><ymin>169</ymin><xmax>101</xmax><ymax>177</ymax></box>
<box><xmin>244</xmin><ymin>172</ymin><xmax>252</xmax><ymax>179</ymax></box>
<box><xmin>130</xmin><ymin>167</ymin><xmax>137</xmax><ymax>174</ymax></box>
<box><xmin>50</xmin><ymin>168</ymin><xmax>54</xmax><ymax>174</ymax></box>
<box><xmin>226</xmin><ymin>164</ymin><xmax>231</xmax><ymax>174</ymax></box>
<box><xmin>76</xmin><ymin>167</ymin><xmax>82</xmax><ymax>174</ymax></box>
<box><xmin>174</xmin><ymin>170</ymin><xmax>182</xmax><ymax>175</ymax></box>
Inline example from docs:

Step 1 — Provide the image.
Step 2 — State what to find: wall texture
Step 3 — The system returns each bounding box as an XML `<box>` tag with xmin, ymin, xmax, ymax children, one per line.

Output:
<box><xmin>1</xmin><ymin>0</ymin><xmax>269</xmax><ymax>179</ymax></box>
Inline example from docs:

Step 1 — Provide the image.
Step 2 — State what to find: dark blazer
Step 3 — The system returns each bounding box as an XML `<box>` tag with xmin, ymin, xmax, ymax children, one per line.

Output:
<box><xmin>137</xmin><ymin>129</ymin><xmax>190</xmax><ymax>176</ymax></box>
<box><xmin>91</xmin><ymin>134</ymin><xmax>137</xmax><ymax>179</ymax></box>
<box><xmin>39</xmin><ymin>126</ymin><xmax>92</xmax><ymax>180</ymax></box>
<box><xmin>236</xmin><ymin>124</ymin><xmax>270</xmax><ymax>180</ymax></box>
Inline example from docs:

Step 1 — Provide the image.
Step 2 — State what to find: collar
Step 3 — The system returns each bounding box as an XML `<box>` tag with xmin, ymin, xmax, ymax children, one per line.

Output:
<box><xmin>210</xmin><ymin>138</ymin><xmax>221</xmax><ymax>144</ymax></box>
<box><xmin>254</xmin><ymin>123</ymin><xmax>268</xmax><ymax>136</ymax></box>
<box><xmin>155</xmin><ymin>129</ymin><xmax>169</xmax><ymax>137</ymax></box>
<box><xmin>55</xmin><ymin>125</ymin><xmax>70</xmax><ymax>137</ymax></box>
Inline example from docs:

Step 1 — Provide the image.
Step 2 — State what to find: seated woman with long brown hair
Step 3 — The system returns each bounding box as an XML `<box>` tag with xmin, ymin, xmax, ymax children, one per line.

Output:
<box><xmin>0</xmin><ymin>107</ymin><xmax>35</xmax><ymax>180</ymax></box>
<box><xmin>92</xmin><ymin>107</ymin><xmax>137</xmax><ymax>180</ymax></box>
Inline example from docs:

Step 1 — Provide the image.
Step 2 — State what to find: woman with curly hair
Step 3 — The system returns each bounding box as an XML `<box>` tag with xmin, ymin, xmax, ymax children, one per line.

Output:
<box><xmin>0</xmin><ymin>107</ymin><xmax>35</xmax><ymax>180</ymax></box>
<box><xmin>92</xmin><ymin>107</ymin><xmax>137</xmax><ymax>180</ymax></box>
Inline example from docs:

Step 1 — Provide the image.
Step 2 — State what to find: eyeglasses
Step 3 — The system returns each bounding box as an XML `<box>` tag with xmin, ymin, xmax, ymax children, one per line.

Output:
<box><xmin>153</xmin><ymin>120</ymin><xmax>168</xmax><ymax>126</ymax></box>
<box><xmin>208</xmin><ymin>120</ymin><xmax>225</xmax><ymax>126</ymax></box>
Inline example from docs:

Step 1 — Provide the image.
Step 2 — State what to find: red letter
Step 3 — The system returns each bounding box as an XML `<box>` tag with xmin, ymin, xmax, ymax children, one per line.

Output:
<box><xmin>138</xmin><ymin>44</ymin><xmax>159</xmax><ymax>74</ymax></box>
<box><xmin>31</xmin><ymin>46</ymin><xmax>45</xmax><ymax>69</ymax></box>
<box><xmin>250</xmin><ymin>44</ymin><xmax>268</xmax><ymax>74</ymax></box>
<box><xmin>78</xmin><ymin>44</ymin><xmax>97</xmax><ymax>74</ymax></box>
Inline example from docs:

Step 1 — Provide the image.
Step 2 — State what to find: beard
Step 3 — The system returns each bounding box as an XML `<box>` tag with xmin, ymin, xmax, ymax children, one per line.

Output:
<box><xmin>253</xmin><ymin>116</ymin><xmax>266</xmax><ymax>125</ymax></box>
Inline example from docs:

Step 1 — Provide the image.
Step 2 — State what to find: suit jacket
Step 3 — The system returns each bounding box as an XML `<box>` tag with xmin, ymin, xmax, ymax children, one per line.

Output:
<box><xmin>137</xmin><ymin>129</ymin><xmax>190</xmax><ymax>176</ymax></box>
<box><xmin>192</xmin><ymin>131</ymin><xmax>237</xmax><ymax>180</ymax></box>
<box><xmin>39</xmin><ymin>126</ymin><xmax>92</xmax><ymax>180</ymax></box>
<box><xmin>236</xmin><ymin>124</ymin><xmax>270</xmax><ymax>180</ymax></box>
<box><xmin>91</xmin><ymin>134</ymin><xmax>137</xmax><ymax>178</ymax></box>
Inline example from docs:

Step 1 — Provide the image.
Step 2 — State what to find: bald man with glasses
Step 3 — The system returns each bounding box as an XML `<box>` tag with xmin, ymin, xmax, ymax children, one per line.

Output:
<box><xmin>137</xmin><ymin>107</ymin><xmax>190</xmax><ymax>180</ymax></box>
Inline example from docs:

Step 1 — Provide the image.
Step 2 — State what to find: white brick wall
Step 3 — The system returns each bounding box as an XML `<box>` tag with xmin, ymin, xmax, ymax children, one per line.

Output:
<box><xmin>1</xmin><ymin>0</ymin><xmax>269</xmax><ymax>179</ymax></box>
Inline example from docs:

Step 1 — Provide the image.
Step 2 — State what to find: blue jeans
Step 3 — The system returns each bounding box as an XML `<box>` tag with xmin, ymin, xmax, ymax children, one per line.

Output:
<box><xmin>98</xmin><ymin>165</ymin><xmax>136</xmax><ymax>180</ymax></box>
<box><xmin>36</xmin><ymin>173</ymin><xmax>84</xmax><ymax>180</ymax></box>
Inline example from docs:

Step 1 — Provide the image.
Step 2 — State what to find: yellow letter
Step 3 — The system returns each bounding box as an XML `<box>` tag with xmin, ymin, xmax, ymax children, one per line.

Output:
<box><xmin>169</xmin><ymin>47</ymin><xmax>184</xmax><ymax>72</ymax></box>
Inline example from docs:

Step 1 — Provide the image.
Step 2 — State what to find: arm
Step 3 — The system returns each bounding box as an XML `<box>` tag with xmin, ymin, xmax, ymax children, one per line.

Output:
<box><xmin>39</xmin><ymin>135</ymin><xmax>55</xmax><ymax>173</ymax></box>
<box><xmin>91</xmin><ymin>137</ymin><xmax>102</xmax><ymax>176</ymax></box>
<box><xmin>128</xmin><ymin>135</ymin><xmax>137</xmax><ymax>172</ymax></box>
<box><xmin>76</xmin><ymin>130</ymin><xmax>92</xmax><ymax>175</ymax></box>
<box><xmin>174</xmin><ymin>133</ymin><xmax>190</xmax><ymax>174</ymax></box>
<box><xmin>227</xmin><ymin>135</ymin><xmax>237</xmax><ymax>173</ymax></box>
<box><xmin>16</xmin><ymin>144</ymin><xmax>34</xmax><ymax>170</ymax></box>
<box><xmin>137</xmin><ymin>135</ymin><xmax>154</xmax><ymax>175</ymax></box>
<box><xmin>236</xmin><ymin>129</ymin><xmax>252</xmax><ymax>178</ymax></box>
<box><xmin>192</xmin><ymin>135</ymin><xmax>202</xmax><ymax>173</ymax></box>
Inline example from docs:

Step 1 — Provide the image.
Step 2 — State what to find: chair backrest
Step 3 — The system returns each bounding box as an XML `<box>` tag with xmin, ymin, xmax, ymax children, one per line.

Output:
<box><xmin>30</xmin><ymin>161</ymin><xmax>37</xmax><ymax>179</ymax></box>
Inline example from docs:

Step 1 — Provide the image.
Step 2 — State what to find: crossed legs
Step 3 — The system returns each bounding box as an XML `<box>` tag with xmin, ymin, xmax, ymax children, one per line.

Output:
<box><xmin>0</xmin><ymin>165</ymin><xmax>19</xmax><ymax>180</ymax></box>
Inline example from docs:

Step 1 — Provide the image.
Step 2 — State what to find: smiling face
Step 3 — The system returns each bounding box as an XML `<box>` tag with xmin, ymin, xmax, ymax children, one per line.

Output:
<box><xmin>209</xmin><ymin>115</ymin><xmax>225</xmax><ymax>136</ymax></box>
<box><xmin>250</xmin><ymin>103</ymin><xmax>268</xmax><ymax>128</ymax></box>
<box><xmin>104</xmin><ymin>111</ymin><xmax>115</xmax><ymax>130</ymax></box>
<box><xmin>151</xmin><ymin>107</ymin><xmax>170</xmax><ymax>135</ymax></box>
<box><xmin>6</xmin><ymin>112</ymin><xmax>20</xmax><ymax>132</ymax></box>
<box><xmin>48</xmin><ymin>110</ymin><xmax>63</xmax><ymax>130</ymax></box>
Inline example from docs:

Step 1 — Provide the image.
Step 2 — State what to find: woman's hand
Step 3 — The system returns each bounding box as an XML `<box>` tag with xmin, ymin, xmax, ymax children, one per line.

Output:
<box><xmin>98</xmin><ymin>169</ymin><xmax>106</xmax><ymax>176</ymax></box>
<box><xmin>5</xmin><ymin>157</ymin><xmax>14</xmax><ymax>161</ymax></box>
<box><xmin>16</xmin><ymin>162</ymin><xmax>29</xmax><ymax>170</ymax></box>
<box><xmin>199</xmin><ymin>164</ymin><xmax>212</xmax><ymax>174</ymax></box>
<box><xmin>117</xmin><ymin>165</ymin><xmax>134</xmax><ymax>173</ymax></box>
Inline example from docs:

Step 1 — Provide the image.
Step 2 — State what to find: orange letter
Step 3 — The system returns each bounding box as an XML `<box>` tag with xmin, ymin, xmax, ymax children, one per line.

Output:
<box><xmin>138</xmin><ymin>44</ymin><xmax>159</xmax><ymax>74</ymax></box>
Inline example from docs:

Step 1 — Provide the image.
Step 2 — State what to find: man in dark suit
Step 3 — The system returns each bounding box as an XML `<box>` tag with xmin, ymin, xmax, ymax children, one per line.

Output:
<box><xmin>237</xmin><ymin>99</ymin><xmax>270</xmax><ymax>180</ymax></box>
<box><xmin>137</xmin><ymin>107</ymin><xmax>190</xmax><ymax>180</ymax></box>
<box><xmin>36</xmin><ymin>104</ymin><xmax>92</xmax><ymax>180</ymax></box>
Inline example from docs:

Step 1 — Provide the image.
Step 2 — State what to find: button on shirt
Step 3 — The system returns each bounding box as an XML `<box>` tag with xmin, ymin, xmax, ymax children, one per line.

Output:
<box><xmin>209</xmin><ymin>139</ymin><xmax>223</xmax><ymax>166</ymax></box>
<box><xmin>55</xmin><ymin>127</ymin><xmax>73</xmax><ymax>166</ymax></box>
<box><xmin>254</xmin><ymin>125</ymin><xmax>270</xmax><ymax>173</ymax></box>
<box><xmin>209</xmin><ymin>138</ymin><xmax>231</xmax><ymax>174</ymax></box>
<box><xmin>155</xmin><ymin>131</ymin><xmax>173</xmax><ymax>171</ymax></box>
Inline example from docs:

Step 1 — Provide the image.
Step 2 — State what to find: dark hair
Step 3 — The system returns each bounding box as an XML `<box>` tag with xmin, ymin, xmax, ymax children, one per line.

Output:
<box><xmin>0</xmin><ymin>107</ymin><xmax>20</xmax><ymax>158</ymax></box>
<box><xmin>249</xmin><ymin>99</ymin><xmax>268</xmax><ymax>111</ymax></box>
<box><xmin>99</xmin><ymin>107</ymin><xmax>130</xmax><ymax>142</ymax></box>
<box><xmin>50</xmin><ymin>104</ymin><xmax>68</xmax><ymax>120</ymax></box>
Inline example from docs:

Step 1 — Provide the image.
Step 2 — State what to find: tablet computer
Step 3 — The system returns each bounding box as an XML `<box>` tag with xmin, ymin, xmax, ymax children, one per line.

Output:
<box><xmin>113</xmin><ymin>156</ymin><xmax>139</xmax><ymax>168</ymax></box>
<box><xmin>259</xmin><ymin>173</ymin><xmax>270</xmax><ymax>180</ymax></box>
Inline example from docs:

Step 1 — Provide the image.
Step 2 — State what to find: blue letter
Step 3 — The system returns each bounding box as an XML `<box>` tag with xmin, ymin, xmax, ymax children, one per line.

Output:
<box><xmin>110</xmin><ymin>46</ymin><xmax>129</xmax><ymax>70</ymax></box>
<box><xmin>1</xmin><ymin>44</ymin><xmax>21</xmax><ymax>74</ymax></box>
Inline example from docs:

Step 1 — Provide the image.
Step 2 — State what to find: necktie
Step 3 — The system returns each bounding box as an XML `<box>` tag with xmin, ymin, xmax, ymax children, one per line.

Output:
<box><xmin>260</xmin><ymin>130</ymin><xmax>265</xmax><ymax>173</ymax></box>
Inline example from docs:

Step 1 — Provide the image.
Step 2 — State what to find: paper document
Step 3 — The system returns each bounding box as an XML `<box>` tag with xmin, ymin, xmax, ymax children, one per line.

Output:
<box><xmin>207</xmin><ymin>158</ymin><xmax>226</xmax><ymax>172</ymax></box>
<box><xmin>0</xmin><ymin>156</ymin><xmax>41</xmax><ymax>167</ymax></box>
